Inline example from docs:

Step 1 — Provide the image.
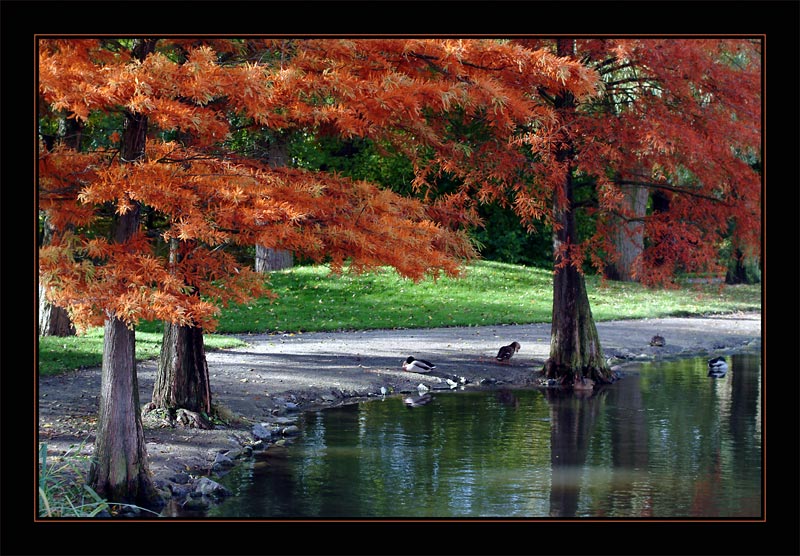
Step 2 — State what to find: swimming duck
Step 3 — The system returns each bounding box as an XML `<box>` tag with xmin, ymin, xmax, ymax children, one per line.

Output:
<box><xmin>403</xmin><ymin>356</ymin><xmax>436</xmax><ymax>373</ymax></box>
<box><xmin>403</xmin><ymin>393</ymin><xmax>433</xmax><ymax>407</ymax></box>
<box><xmin>707</xmin><ymin>356</ymin><xmax>728</xmax><ymax>377</ymax></box>
<box><xmin>649</xmin><ymin>335</ymin><xmax>665</xmax><ymax>347</ymax></box>
<box><xmin>495</xmin><ymin>341</ymin><xmax>521</xmax><ymax>364</ymax></box>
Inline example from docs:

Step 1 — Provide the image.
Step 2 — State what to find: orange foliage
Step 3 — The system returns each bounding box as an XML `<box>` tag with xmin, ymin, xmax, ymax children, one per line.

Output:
<box><xmin>38</xmin><ymin>38</ymin><xmax>596</xmax><ymax>331</ymax></box>
<box><xmin>38</xmin><ymin>38</ymin><xmax>761</xmax><ymax>331</ymax></box>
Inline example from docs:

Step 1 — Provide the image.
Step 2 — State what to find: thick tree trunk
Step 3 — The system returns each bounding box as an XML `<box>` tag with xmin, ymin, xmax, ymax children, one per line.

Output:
<box><xmin>255</xmin><ymin>134</ymin><xmax>293</xmax><ymax>272</ymax></box>
<box><xmin>88</xmin><ymin>38</ymin><xmax>160</xmax><ymax>509</ymax></box>
<box><xmin>152</xmin><ymin>239</ymin><xmax>213</xmax><ymax>423</ymax></box>
<box><xmin>153</xmin><ymin>322</ymin><xmax>212</xmax><ymax>417</ymax></box>
<box><xmin>89</xmin><ymin>315</ymin><xmax>161</xmax><ymax>509</ymax></box>
<box><xmin>545</xmin><ymin>258</ymin><xmax>611</xmax><ymax>384</ymax></box>
<box><xmin>604</xmin><ymin>182</ymin><xmax>648</xmax><ymax>282</ymax></box>
<box><xmin>544</xmin><ymin>39</ymin><xmax>612</xmax><ymax>387</ymax></box>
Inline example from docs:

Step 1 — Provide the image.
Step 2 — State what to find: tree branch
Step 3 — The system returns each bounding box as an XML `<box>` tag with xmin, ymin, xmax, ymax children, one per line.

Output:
<box><xmin>617</xmin><ymin>180</ymin><xmax>730</xmax><ymax>205</ymax></box>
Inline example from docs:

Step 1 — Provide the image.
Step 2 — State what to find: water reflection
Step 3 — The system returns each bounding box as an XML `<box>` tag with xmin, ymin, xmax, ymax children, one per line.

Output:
<box><xmin>204</xmin><ymin>354</ymin><xmax>761</xmax><ymax>519</ymax></box>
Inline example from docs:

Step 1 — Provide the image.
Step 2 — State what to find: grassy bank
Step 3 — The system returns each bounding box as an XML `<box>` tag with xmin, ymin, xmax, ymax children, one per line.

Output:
<box><xmin>38</xmin><ymin>260</ymin><xmax>761</xmax><ymax>376</ymax></box>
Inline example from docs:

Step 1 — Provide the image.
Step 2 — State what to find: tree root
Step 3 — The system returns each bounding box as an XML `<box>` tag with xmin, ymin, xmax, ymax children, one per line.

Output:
<box><xmin>142</xmin><ymin>403</ymin><xmax>212</xmax><ymax>429</ymax></box>
<box><xmin>175</xmin><ymin>408</ymin><xmax>211</xmax><ymax>429</ymax></box>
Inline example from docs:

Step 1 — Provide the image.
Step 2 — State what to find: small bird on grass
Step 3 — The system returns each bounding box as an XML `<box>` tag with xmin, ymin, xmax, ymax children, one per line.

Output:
<box><xmin>403</xmin><ymin>356</ymin><xmax>436</xmax><ymax>373</ymax></box>
<box><xmin>495</xmin><ymin>341</ymin><xmax>521</xmax><ymax>364</ymax></box>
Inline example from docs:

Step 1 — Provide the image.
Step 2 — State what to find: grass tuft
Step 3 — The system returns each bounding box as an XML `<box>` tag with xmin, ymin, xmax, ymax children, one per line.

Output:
<box><xmin>38</xmin><ymin>442</ymin><xmax>160</xmax><ymax>518</ymax></box>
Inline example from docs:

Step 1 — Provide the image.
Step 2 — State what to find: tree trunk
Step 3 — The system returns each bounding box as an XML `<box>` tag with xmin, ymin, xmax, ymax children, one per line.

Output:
<box><xmin>39</xmin><ymin>284</ymin><xmax>76</xmax><ymax>336</ymax></box>
<box><xmin>89</xmin><ymin>315</ymin><xmax>161</xmax><ymax>509</ymax></box>
<box><xmin>255</xmin><ymin>244</ymin><xmax>293</xmax><ymax>272</ymax></box>
<box><xmin>153</xmin><ymin>322</ymin><xmax>212</xmax><ymax>417</ymax></box>
<box><xmin>725</xmin><ymin>247</ymin><xmax>760</xmax><ymax>285</ymax></box>
<box><xmin>544</xmin><ymin>245</ymin><xmax>611</xmax><ymax>384</ymax></box>
<box><xmin>255</xmin><ymin>134</ymin><xmax>293</xmax><ymax>272</ymax></box>
<box><xmin>152</xmin><ymin>239</ymin><xmax>213</xmax><ymax>423</ymax></box>
<box><xmin>544</xmin><ymin>39</ymin><xmax>612</xmax><ymax>386</ymax></box>
<box><xmin>88</xmin><ymin>38</ymin><xmax>160</xmax><ymax>509</ymax></box>
<box><xmin>604</xmin><ymin>182</ymin><xmax>648</xmax><ymax>282</ymax></box>
<box><xmin>39</xmin><ymin>213</ymin><xmax>75</xmax><ymax>336</ymax></box>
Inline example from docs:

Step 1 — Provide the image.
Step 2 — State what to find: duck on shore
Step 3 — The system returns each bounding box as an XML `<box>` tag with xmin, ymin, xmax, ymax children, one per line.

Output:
<box><xmin>402</xmin><ymin>356</ymin><xmax>436</xmax><ymax>373</ymax></box>
<box><xmin>495</xmin><ymin>341</ymin><xmax>521</xmax><ymax>364</ymax></box>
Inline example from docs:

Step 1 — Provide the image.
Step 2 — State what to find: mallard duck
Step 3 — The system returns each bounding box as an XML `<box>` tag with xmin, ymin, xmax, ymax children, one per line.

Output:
<box><xmin>495</xmin><ymin>341</ymin><xmax>521</xmax><ymax>363</ymax></box>
<box><xmin>403</xmin><ymin>393</ymin><xmax>433</xmax><ymax>407</ymax></box>
<box><xmin>708</xmin><ymin>356</ymin><xmax>728</xmax><ymax>376</ymax></box>
<box><xmin>649</xmin><ymin>335</ymin><xmax>665</xmax><ymax>347</ymax></box>
<box><xmin>402</xmin><ymin>356</ymin><xmax>436</xmax><ymax>373</ymax></box>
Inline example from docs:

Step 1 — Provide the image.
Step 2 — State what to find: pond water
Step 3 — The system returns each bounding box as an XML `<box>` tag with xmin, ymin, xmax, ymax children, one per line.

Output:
<box><xmin>203</xmin><ymin>354</ymin><xmax>762</xmax><ymax>519</ymax></box>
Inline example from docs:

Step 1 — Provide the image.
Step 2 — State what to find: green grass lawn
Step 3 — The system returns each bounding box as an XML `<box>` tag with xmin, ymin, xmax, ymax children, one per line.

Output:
<box><xmin>38</xmin><ymin>260</ymin><xmax>761</xmax><ymax>376</ymax></box>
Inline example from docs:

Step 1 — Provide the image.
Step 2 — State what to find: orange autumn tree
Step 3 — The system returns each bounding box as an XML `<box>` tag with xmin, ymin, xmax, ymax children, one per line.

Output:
<box><xmin>507</xmin><ymin>38</ymin><xmax>761</xmax><ymax>383</ymax></box>
<box><xmin>336</xmin><ymin>39</ymin><xmax>760</xmax><ymax>385</ymax></box>
<box><xmin>532</xmin><ymin>38</ymin><xmax>762</xmax><ymax>287</ymax></box>
<box><xmin>294</xmin><ymin>39</ymin><xmax>610</xmax><ymax>384</ymax></box>
<box><xmin>138</xmin><ymin>36</ymin><xmax>601</xmax><ymax>421</ymax></box>
<box><xmin>37</xmin><ymin>38</ymin><xmax>479</xmax><ymax>507</ymax></box>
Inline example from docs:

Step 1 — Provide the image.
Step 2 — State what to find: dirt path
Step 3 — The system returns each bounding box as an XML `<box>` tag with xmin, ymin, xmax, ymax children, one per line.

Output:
<box><xmin>37</xmin><ymin>312</ymin><xmax>761</xmax><ymax>510</ymax></box>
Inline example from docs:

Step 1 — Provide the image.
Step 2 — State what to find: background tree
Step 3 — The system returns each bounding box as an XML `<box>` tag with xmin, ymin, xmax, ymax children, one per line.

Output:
<box><xmin>542</xmin><ymin>38</ymin><xmax>763</xmax><ymax>287</ymax></box>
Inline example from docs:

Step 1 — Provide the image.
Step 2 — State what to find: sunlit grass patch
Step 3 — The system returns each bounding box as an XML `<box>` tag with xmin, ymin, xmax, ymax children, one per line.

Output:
<box><xmin>220</xmin><ymin>260</ymin><xmax>760</xmax><ymax>333</ymax></box>
<box><xmin>218</xmin><ymin>261</ymin><xmax>557</xmax><ymax>333</ymax></box>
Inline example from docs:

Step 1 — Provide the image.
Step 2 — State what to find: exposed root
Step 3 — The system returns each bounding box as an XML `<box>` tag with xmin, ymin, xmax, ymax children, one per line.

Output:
<box><xmin>141</xmin><ymin>403</ymin><xmax>212</xmax><ymax>429</ymax></box>
<box><xmin>175</xmin><ymin>408</ymin><xmax>211</xmax><ymax>430</ymax></box>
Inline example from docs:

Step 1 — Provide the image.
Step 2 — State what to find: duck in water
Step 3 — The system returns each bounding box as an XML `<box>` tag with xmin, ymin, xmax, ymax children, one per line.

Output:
<box><xmin>707</xmin><ymin>356</ymin><xmax>728</xmax><ymax>377</ymax></box>
<box><xmin>403</xmin><ymin>393</ymin><xmax>433</xmax><ymax>407</ymax></box>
